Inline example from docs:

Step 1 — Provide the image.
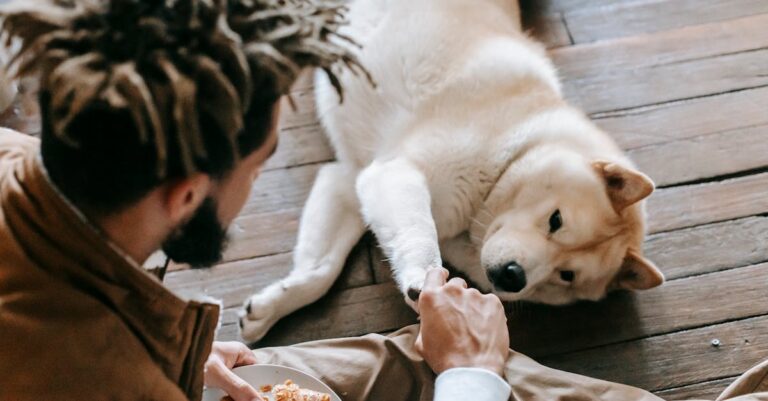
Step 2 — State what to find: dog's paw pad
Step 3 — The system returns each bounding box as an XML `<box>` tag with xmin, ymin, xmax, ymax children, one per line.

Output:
<box><xmin>239</xmin><ymin>294</ymin><xmax>279</xmax><ymax>342</ymax></box>
<box><xmin>407</xmin><ymin>286</ymin><xmax>421</xmax><ymax>302</ymax></box>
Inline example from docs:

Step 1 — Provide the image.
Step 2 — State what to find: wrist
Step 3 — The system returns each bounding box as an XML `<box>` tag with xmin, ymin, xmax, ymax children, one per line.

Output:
<box><xmin>442</xmin><ymin>354</ymin><xmax>506</xmax><ymax>376</ymax></box>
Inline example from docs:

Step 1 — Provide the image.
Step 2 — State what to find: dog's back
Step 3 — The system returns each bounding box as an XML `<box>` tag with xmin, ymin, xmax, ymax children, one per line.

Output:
<box><xmin>316</xmin><ymin>0</ymin><xmax>559</xmax><ymax>168</ymax></box>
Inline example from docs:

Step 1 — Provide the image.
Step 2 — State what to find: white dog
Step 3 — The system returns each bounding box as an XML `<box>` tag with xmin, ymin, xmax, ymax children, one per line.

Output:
<box><xmin>240</xmin><ymin>0</ymin><xmax>664</xmax><ymax>342</ymax></box>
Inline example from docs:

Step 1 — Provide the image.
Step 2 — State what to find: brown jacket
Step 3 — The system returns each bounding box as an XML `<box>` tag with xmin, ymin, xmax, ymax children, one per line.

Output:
<box><xmin>0</xmin><ymin>129</ymin><xmax>219</xmax><ymax>401</ymax></box>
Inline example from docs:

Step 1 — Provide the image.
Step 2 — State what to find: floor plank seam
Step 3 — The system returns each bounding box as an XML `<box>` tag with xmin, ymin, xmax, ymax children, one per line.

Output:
<box><xmin>590</xmin><ymin>83</ymin><xmax>768</xmax><ymax>119</ymax></box>
<box><xmin>626</xmin><ymin>122</ymin><xmax>768</xmax><ymax>152</ymax></box>
<box><xmin>654</xmin><ymin>374</ymin><xmax>740</xmax><ymax>394</ymax></box>
<box><xmin>665</xmin><ymin>261</ymin><xmax>768</xmax><ymax>284</ymax></box>
<box><xmin>648</xmin><ymin>45</ymin><xmax>768</xmax><ymax>69</ymax></box>
<box><xmin>656</xmin><ymin>166</ymin><xmax>768</xmax><ymax>190</ymax></box>
<box><xmin>650</xmin><ymin>212</ymin><xmax>768</xmax><ymax>236</ymax></box>
<box><xmin>278</xmin><ymin>121</ymin><xmax>321</xmax><ymax>133</ymax></box>
<box><xmin>269</xmin><ymin>159</ymin><xmax>332</xmax><ymax>173</ymax></box>
<box><xmin>538</xmin><ymin>313</ymin><xmax>768</xmax><ymax>361</ymax></box>
<box><xmin>263</xmin><ymin>158</ymin><xmax>335</xmax><ymax>173</ymax></box>
<box><xmin>559</xmin><ymin>12</ymin><xmax>576</xmax><ymax>46</ymax></box>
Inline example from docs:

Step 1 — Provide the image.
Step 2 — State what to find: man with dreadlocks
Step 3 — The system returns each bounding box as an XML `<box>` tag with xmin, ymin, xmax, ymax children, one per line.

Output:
<box><xmin>0</xmin><ymin>0</ymin><xmax>515</xmax><ymax>400</ymax></box>
<box><xmin>3</xmin><ymin>1</ymin><xmax>768</xmax><ymax>401</ymax></box>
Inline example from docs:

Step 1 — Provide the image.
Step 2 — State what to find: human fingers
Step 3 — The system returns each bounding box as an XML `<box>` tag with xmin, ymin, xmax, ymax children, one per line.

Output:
<box><xmin>422</xmin><ymin>267</ymin><xmax>448</xmax><ymax>291</ymax></box>
<box><xmin>207</xmin><ymin>360</ymin><xmax>263</xmax><ymax>401</ymax></box>
<box><xmin>447</xmin><ymin>277</ymin><xmax>468</xmax><ymax>289</ymax></box>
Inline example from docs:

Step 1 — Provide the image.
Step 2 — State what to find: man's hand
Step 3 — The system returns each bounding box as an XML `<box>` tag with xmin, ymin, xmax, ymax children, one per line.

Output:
<box><xmin>415</xmin><ymin>268</ymin><xmax>509</xmax><ymax>376</ymax></box>
<box><xmin>204</xmin><ymin>341</ymin><xmax>263</xmax><ymax>401</ymax></box>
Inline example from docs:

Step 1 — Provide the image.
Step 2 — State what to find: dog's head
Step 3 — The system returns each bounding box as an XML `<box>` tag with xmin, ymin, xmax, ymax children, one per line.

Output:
<box><xmin>475</xmin><ymin>146</ymin><xmax>662</xmax><ymax>304</ymax></box>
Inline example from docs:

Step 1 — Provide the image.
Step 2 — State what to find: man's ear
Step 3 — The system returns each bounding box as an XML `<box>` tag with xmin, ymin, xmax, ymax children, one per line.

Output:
<box><xmin>164</xmin><ymin>174</ymin><xmax>211</xmax><ymax>224</ymax></box>
<box><xmin>613</xmin><ymin>250</ymin><xmax>664</xmax><ymax>291</ymax></box>
<box><xmin>592</xmin><ymin>161</ymin><xmax>655</xmax><ymax>213</ymax></box>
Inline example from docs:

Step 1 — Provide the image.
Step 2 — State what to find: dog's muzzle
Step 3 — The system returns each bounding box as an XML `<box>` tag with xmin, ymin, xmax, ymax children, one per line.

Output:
<box><xmin>488</xmin><ymin>262</ymin><xmax>527</xmax><ymax>293</ymax></box>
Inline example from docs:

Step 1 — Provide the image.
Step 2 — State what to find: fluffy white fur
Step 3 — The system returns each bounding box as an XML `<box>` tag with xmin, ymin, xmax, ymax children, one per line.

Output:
<box><xmin>240</xmin><ymin>0</ymin><xmax>663</xmax><ymax>342</ymax></box>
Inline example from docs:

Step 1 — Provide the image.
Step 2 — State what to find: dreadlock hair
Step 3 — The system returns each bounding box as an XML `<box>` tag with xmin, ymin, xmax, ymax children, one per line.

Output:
<box><xmin>0</xmin><ymin>0</ymin><xmax>368</xmax><ymax>215</ymax></box>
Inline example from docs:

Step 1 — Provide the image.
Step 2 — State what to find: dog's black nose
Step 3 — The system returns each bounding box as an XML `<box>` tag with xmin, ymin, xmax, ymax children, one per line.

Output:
<box><xmin>488</xmin><ymin>262</ymin><xmax>527</xmax><ymax>293</ymax></box>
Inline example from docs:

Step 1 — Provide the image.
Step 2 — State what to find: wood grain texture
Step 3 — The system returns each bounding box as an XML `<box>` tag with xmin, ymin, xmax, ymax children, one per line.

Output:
<box><xmin>167</xmin><ymin>237</ymin><xmax>374</xmax><ymax>311</ymax></box>
<box><xmin>257</xmin><ymin>282</ymin><xmax>416</xmax><ymax>347</ymax></box>
<box><xmin>562</xmin><ymin>48</ymin><xmax>768</xmax><ymax>114</ymax></box>
<box><xmin>264</xmin><ymin>123</ymin><xmax>333</xmax><ymax>172</ymax></box>
<box><xmin>644</xmin><ymin>217</ymin><xmax>768</xmax><ymax>281</ymax></box>
<box><xmin>507</xmin><ymin>263</ymin><xmax>768</xmax><ymax>358</ymax></box>
<box><xmin>563</xmin><ymin>0</ymin><xmax>768</xmax><ymax>43</ymax></box>
<box><xmin>599</xmin><ymin>86</ymin><xmax>768</xmax><ymax>150</ymax></box>
<box><xmin>647</xmin><ymin>173</ymin><xmax>768</xmax><ymax>233</ymax></box>
<box><xmin>629</xmin><ymin>125</ymin><xmax>768</xmax><ymax>187</ymax></box>
<box><xmin>520</xmin><ymin>0</ymin><xmax>630</xmax><ymax>14</ymax></box>
<box><xmin>540</xmin><ymin>315</ymin><xmax>768</xmax><ymax>391</ymax></box>
<box><xmin>655</xmin><ymin>377</ymin><xmax>736</xmax><ymax>401</ymax></box>
<box><xmin>552</xmin><ymin>13</ymin><xmax>768</xmax><ymax>82</ymax></box>
<box><xmin>520</xmin><ymin>7</ymin><xmax>572</xmax><ymax>49</ymax></box>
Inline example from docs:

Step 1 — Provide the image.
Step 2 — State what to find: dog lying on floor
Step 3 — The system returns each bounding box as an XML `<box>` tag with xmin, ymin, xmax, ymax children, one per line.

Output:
<box><xmin>240</xmin><ymin>0</ymin><xmax>664</xmax><ymax>341</ymax></box>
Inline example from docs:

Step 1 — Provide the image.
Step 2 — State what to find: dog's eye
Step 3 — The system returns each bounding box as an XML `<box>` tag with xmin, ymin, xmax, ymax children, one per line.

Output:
<box><xmin>560</xmin><ymin>270</ymin><xmax>575</xmax><ymax>282</ymax></box>
<box><xmin>549</xmin><ymin>209</ymin><xmax>563</xmax><ymax>233</ymax></box>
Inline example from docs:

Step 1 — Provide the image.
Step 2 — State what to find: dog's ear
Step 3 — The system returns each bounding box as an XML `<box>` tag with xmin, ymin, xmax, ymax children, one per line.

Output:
<box><xmin>613</xmin><ymin>250</ymin><xmax>664</xmax><ymax>290</ymax></box>
<box><xmin>592</xmin><ymin>161</ymin><xmax>655</xmax><ymax>213</ymax></box>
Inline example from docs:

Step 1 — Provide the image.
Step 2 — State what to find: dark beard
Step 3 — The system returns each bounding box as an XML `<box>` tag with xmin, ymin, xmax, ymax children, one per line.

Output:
<box><xmin>162</xmin><ymin>198</ymin><xmax>229</xmax><ymax>269</ymax></box>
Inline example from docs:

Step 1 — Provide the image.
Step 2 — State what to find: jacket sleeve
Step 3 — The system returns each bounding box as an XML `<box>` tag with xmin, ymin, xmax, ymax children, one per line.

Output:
<box><xmin>434</xmin><ymin>368</ymin><xmax>511</xmax><ymax>401</ymax></box>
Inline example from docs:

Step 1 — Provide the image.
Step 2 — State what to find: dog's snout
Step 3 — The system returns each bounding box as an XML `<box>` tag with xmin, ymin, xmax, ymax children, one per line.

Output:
<box><xmin>488</xmin><ymin>262</ymin><xmax>527</xmax><ymax>293</ymax></box>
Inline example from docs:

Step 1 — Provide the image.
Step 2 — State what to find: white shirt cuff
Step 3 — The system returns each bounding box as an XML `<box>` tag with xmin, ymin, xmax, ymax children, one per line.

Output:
<box><xmin>434</xmin><ymin>367</ymin><xmax>512</xmax><ymax>401</ymax></box>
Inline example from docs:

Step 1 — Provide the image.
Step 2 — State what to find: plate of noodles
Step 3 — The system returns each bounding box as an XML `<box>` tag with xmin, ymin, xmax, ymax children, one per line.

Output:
<box><xmin>202</xmin><ymin>364</ymin><xmax>341</xmax><ymax>401</ymax></box>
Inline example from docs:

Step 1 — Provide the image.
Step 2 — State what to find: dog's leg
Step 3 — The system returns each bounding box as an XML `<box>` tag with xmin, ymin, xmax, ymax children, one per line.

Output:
<box><xmin>240</xmin><ymin>163</ymin><xmax>365</xmax><ymax>342</ymax></box>
<box><xmin>357</xmin><ymin>158</ymin><xmax>442</xmax><ymax>305</ymax></box>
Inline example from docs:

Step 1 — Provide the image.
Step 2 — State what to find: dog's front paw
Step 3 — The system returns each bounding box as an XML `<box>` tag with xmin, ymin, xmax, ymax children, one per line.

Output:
<box><xmin>402</xmin><ymin>275</ymin><xmax>427</xmax><ymax>313</ymax></box>
<box><xmin>239</xmin><ymin>290</ymin><xmax>281</xmax><ymax>342</ymax></box>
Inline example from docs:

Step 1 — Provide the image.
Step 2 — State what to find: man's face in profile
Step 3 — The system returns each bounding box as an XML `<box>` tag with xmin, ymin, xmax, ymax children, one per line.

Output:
<box><xmin>162</xmin><ymin>105</ymin><xmax>281</xmax><ymax>268</ymax></box>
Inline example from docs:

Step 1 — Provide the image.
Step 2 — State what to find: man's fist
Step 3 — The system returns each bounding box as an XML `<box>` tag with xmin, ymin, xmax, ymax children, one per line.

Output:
<box><xmin>416</xmin><ymin>268</ymin><xmax>509</xmax><ymax>376</ymax></box>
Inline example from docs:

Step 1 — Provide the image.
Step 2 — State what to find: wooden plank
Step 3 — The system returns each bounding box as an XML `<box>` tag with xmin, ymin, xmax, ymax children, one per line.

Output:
<box><xmin>655</xmin><ymin>377</ymin><xmax>736</xmax><ymax>401</ymax></box>
<box><xmin>598</xmin><ymin>86</ymin><xmax>768</xmax><ymax>150</ymax></box>
<box><xmin>521</xmin><ymin>7</ymin><xmax>573</xmax><ymax>49</ymax></box>
<box><xmin>167</xmin><ymin>253</ymin><xmax>294</xmax><ymax>308</ymax></box>
<box><xmin>644</xmin><ymin>217</ymin><xmax>768</xmax><ymax>281</ymax></box>
<box><xmin>279</xmin><ymin>86</ymin><xmax>318</xmax><ymax>131</ymax></box>
<box><xmin>507</xmin><ymin>263</ymin><xmax>768</xmax><ymax>358</ymax></box>
<box><xmin>520</xmin><ymin>0</ymin><xmax>642</xmax><ymax>14</ymax></box>
<box><xmin>539</xmin><ymin>315</ymin><xmax>768</xmax><ymax>392</ymax></box>
<box><xmin>240</xmin><ymin>163</ymin><xmax>322</xmax><ymax>216</ymax></box>
<box><xmin>167</xmin><ymin>237</ymin><xmax>374</xmax><ymax>310</ymax></box>
<box><xmin>647</xmin><ymin>173</ymin><xmax>768</xmax><ymax>234</ymax></box>
<box><xmin>563</xmin><ymin>0</ymin><xmax>768</xmax><ymax>43</ymax></box>
<box><xmin>264</xmin><ymin>123</ymin><xmax>333</xmax><ymax>172</ymax></box>
<box><xmin>244</xmin><ymin>282</ymin><xmax>416</xmax><ymax>346</ymax></box>
<box><xmin>561</xmin><ymin>48</ymin><xmax>768</xmax><ymax>114</ymax></box>
<box><xmin>629</xmin><ymin>125</ymin><xmax>768</xmax><ymax>187</ymax></box>
<box><xmin>552</xmin><ymin>13</ymin><xmax>768</xmax><ymax>81</ymax></box>
<box><xmin>224</xmin><ymin>209</ymin><xmax>300</xmax><ymax>262</ymax></box>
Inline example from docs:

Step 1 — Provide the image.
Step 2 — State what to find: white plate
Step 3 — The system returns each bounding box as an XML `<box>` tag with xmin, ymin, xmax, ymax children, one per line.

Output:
<box><xmin>202</xmin><ymin>364</ymin><xmax>341</xmax><ymax>401</ymax></box>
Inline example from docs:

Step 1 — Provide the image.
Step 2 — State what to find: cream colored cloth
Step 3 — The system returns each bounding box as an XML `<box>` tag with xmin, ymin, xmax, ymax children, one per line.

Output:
<box><xmin>254</xmin><ymin>325</ymin><xmax>768</xmax><ymax>401</ymax></box>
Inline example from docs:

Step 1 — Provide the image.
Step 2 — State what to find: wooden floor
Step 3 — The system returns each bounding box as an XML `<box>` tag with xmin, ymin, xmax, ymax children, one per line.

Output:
<box><xmin>3</xmin><ymin>1</ymin><xmax>767</xmax><ymax>399</ymax></box>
